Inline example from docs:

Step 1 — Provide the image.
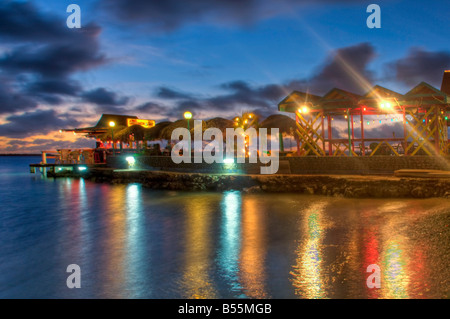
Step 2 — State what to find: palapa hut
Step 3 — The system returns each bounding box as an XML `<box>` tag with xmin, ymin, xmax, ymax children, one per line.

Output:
<box><xmin>144</xmin><ymin>121</ymin><xmax>173</xmax><ymax>141</ymax></box>
<box><xmin>61</xmin><ymin>114</ymin><xmax>138</xmax><ymax>138</ymax></box>
<box><xmin>259</xmin><ymin>114</ymin><xmax>297</xmax><ymax>152</ymax></box>
<box><xmin>203</xmin><ymin>117</ymin><xmax>235</xmax><ymax>140</ymax></box>
<box><xmin>160</xmin><ymin>119</ymin><xmax>191</xmax><ymax>140</ymax></box>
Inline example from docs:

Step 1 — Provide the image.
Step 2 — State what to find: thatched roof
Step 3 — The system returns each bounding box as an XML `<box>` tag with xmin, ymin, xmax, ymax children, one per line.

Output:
<box><xmin>98</xmin><ymin>125</ymin><xmax>126</xmax><ymax>141</ymax></box>
<box><xmin>144</xmin><ymin>121</ymin><xmax>173</xmax><ymax>140</ymax></box>
<box><xmin>160</xmin><ymin>119</ymin><xmax>191</xmax><ymax>140</ymax></box>
<box><xmin>259</xmin><ymin>114</ymin><xmax>296</xmax><ymax>135</ymax></box>
<box><xmin>115</xmin><ymin>124</ymin><xmax>149</xmax><ymax>141</ymax></box>
<box><xmin>158</xmin><ymin>117</ymin><xmax>236</xmax><ymax>140</ymax></box>
<box><xmin>94</xmin><ymin>114</ymin><xmax>138</xmax><ymax>128</ymax></box>
<box><xmin>203</xmin><ymin>117</ymin><xmax>234</xmax><ymax>132</ymax></box>
<box><xmin>61</xmin><ymin>114</ymin><xmax>139</xmax><ymax>137</ymax></box>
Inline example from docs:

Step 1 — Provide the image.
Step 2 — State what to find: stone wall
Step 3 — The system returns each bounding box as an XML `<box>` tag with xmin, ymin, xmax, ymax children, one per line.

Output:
<box><xmin>287</xmin><ymin>156</ymin><xmax>450</xmax><ymax>174</ymax></box>
<box><xmin>84</xmin><ymin>169</ymin><xmax>450</xmax><ymax>198</ymax></box>
<box><xmin>107</xmin><ymin>154</ymin><xmax>450</xmax><ymax>174</ymax></box>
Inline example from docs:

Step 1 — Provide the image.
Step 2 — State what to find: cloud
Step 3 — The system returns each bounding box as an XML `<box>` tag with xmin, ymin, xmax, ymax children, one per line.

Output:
<box><xmin>0</xmin><ymin>2</ymin><xmax>107</xmax><ymax>116</ymax></box>
<box><xmin>101</xmin><ymin>0</ymin><xmax>363</xmax><ymax>32</ymax></box>
<box><xmin>26</xmin><ymin>79</ymin><xmax>82</xmax><ymax>96</ymax></box>
<box><xmin>4</xmin><ymin>136</ymin><xmax>94</xmax><ymax>153</ymax></box>
<box><xmin>155</xmin><ymin>87</ymin><xmax>195</xmax><ymax>100</ymax></box>
<box><xmin>81</xmin><ymin>88</ymin><xmax>130</xmax><ymax>106</ymax></box>
<box><xmin>147</xmin><ymin>43</ymin><xmax>376</xmax><ymax>119</ymax></box>
<box><xmin>286</xmin><ymin>42</ymin><xmax>376</xmax><ymax>95</ymax></box>
<box><xmin>0</xmin><ymin>79</ymin><xmax>37</xmax><ymax>114</ymax></box>
<box><xmin>0</xmin><ymin>38</ymin><xmax>106</xmax><ymax>79</ymax></box>
<box><xmin>0</xmin><ymin>110</ymin><xmax>80</xmax><ymax>138</ymax></box>
<box><xmin>353</xmin><ymin>122</ymin><xmax>404</xmax><ymax>139</ymax></box>
<box><xmin>386</xmin><ymin>47</ymin><xmax>450</xmax><ymax>87</ymax></box>
<box><xmin>0</xmin><ymin>2</ymin><xmax>68</xmax><ymax>42</ymax></box>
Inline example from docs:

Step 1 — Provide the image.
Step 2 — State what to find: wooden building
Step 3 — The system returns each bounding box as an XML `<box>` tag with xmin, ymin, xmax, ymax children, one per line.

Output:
<box><xmin>278</xmin><ymin>72</ymin><xmax>450</xmax><ymax>157</ymax></box>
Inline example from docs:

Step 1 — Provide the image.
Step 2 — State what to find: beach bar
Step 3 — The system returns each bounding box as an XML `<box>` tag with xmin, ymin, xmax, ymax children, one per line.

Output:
<box><xmin>278</xmin><ymin>71</ymin><xmax>450</xmax><ymax>157</ymax></box>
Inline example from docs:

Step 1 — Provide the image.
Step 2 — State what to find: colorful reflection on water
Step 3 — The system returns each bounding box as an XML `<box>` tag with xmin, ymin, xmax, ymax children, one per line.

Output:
<box><xmin>0</xmin><ymin>158</ymin><xmax>449</xmax><ymax>298</ymax></box>
<box><xmin>291</xmin><ymin>203</ymin><xmax>326</xmax><ymax>298</ymax></box>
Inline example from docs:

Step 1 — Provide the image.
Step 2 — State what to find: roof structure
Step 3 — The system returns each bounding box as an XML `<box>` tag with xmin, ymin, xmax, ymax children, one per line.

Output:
<box><xmin>278</xmin><ymin>71</ymin><xmax>450</xmax><ymax>157</ymax></box>
<box><xmin>278</xmin><ymin>82</ymin><xmax>450</xmax><ymax>113</ymax></box>
<box><xmin>278</xmin><ymin>91</ymin><xmax>321</xmax><ymax>113</ymax></box>
<box><xmin>441</xmin><ymin>70</ymin><xmax>450</xmax><ymax>95</ymax></box>
<box><xmin>61</xmin><ymin>114</ymin><xmax>139</xmax><ymax>137</ymax></box>
<box><xmin>318</xmin><ymin>88</ymin><xmax>362</xmax><ymax>111</ymax></box>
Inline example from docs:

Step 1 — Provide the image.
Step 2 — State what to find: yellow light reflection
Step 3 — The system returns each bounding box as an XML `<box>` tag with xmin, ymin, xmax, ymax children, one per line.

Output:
<box><xmin>102</xmin><ymin>185</ymin><xmax>127</xmax><ymax>297</ymax></box>
<box><xmin>182</xmin><ymin>196</ymin><xmax>217</xmax><ymax>299</ymax></box>
<box><xmin>291</xmin><ymin>203</ymin><xmax>326</xmax><ymax>299</ymax></box>
<box><xmin>382</xmin><ymin>238</ymin><xmax>409</xmax><ymax>299</ymax></box>
<box><xmin>240</xmin><ymin>196</ymin><xmax>268</xmax><ymax>298</ymax></box>
<box><xmin>377</xmin><ymin>202</ymin><xmax>411</xmax><ymax>299</ymax></box>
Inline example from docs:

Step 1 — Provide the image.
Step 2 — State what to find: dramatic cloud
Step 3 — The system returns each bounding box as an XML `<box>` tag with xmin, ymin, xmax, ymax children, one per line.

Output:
<box><xmin>101</xmin><ymin>0</ymin><xmax>363</xmax><ymax>32</ymax></box>
<box><xmin>387</xmin><ymin>48</ymin><xmax>450</xmax><ymax>87</ymax></box>
<box><xmin>353</xmin><ymin>122</ymin><xmax>405</xmax><ymax>140</ymax></box>
<box><xmin>0</xmin><ymin>2</ymin><xmax>69</xmax><ymax>42</ymax></box>
<box><xmin>0</xmin><ymin>2</ymin><xmax>107</xmax><ymax>117</ymax></box>
<box><xmin>149</xmin><ymin>43</ymin><xmax>376</xmax><ymax>119</ymax></box>
<box><xmin>155</xmin><ymin>87</ymin><xmax>195</xmax><ymax>100</ymax></box>
<box><xmin>26</xmin><ymin>79</ymin><xmax>82</xmax><ymax>96</ymax></box>
<box><xmin>0</xmin><ymin>40</ymin><xmax>106</xmax><ymax>79</ymax></box>
<box><xmin>150</xmin><ymin>81</ymin><xmax>284</xmax><ymax>119</ymax></box>
<box><xmin>0</xmin><ymin>80</ymin><xmax>37</xmax><ymax>114</ymax></box>
<box><xmin>0</xmin><ymin>110</ymin><xmax>80</xmax><ymax>138</ymax></box>
<box><xmin>287</xmin><ymin>42</ymin><xmax>376</xmax><ymax>95</ymax></box>
<box><xmin>81</xmin><ymin>88</ymin><xmax>130</xmax><ymax>107</ymax></box>
<box><xmin>5</xmin><ymin>137</ymin><xmax>94</xmax><ymax>153</ymax></box>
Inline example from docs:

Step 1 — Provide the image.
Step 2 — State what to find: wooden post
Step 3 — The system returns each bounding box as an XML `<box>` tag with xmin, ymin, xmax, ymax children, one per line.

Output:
<box><xmin>347</xmin><ymin>109</ymin><xmax>352</xmax><ymax>156</ymax></box>
<box><xmin>321</xmin><ymin>113</ymin><xmax>326</xmax><ymax>153</ymax></box>
<box><xmin>403</xmin><ymin>106</ymin><xmax>408</xmax><ymax>156</ymax></box>
<box><xmin>295</xmin><ymin>113</ymin><xmax>301</xmax><ymax>156</ymax></box>
<box><xmin>434</xmin><ymin>106</ymin><xmax>440</xmax><ymax>154</ymax></box>
<box><xmin>360</xmin><ymin>107</ymin><xmax>365</xmax><ymax>156</ymax></box>
<box><xmin>327</xmin><ymin>115</ymin><xmax>332</xmax><ymax>156</ymax></box>
<box><xmin>351</xmin><ymin>114</ymin><xmax>355</xmax><ymax>152</ymax></box>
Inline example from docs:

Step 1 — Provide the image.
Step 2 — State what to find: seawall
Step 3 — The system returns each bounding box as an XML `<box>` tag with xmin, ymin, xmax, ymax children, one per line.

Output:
<box><xmin>78</xmin><ymin>168</ymin><xmax>450</xmax><ymax>199</ymax></box>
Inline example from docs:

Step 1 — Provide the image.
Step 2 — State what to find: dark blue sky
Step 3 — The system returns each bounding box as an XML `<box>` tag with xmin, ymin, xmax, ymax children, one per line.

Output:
<box><xmin>0</xmin><ymin>0</ymin><xmax>449</xmax><ymax>152</ymax></box>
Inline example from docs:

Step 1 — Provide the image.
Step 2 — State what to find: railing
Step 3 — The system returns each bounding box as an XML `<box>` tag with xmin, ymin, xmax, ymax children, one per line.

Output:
<box><xmin>42</xmin><ymin>148</ymin><xmax>107</xmax><ymax>164</ymax></box>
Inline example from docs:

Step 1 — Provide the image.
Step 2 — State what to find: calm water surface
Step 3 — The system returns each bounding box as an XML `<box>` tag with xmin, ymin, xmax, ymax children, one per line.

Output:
<box><xmin>0</xmin><ymin>156</ymin><xmax>449</xmax><ymax>298</ymax></box>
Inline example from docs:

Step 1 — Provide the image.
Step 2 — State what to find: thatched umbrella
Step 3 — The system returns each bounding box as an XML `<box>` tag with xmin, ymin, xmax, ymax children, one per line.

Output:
<box><xmin>196</xmin><ymin>117</ymin><xmax>234</xmax><ymax>141</ymax></box>
<box><xmin>204</xmin><ymin>117</ymin><xmax>234</xmax><ymax>132</ymax></box>
<box><xmin>144</xmin><ymin>121</ymin><xmax>172</xmax><ymax>141</ymax></box>
<box><xmin>98</xmin><ymin>125</ymin><xmax>126</xmax><ymax>142</ymax></box>
<box><xmin>259</xmin><ymin>114</ymin><xmax>296</xmax><ymax>133</ymax></box>
<box><xmin>259</xmin><ymin>114</ymin><xmax>297</xmax><ymax>152</ymax></box>
<box><xmin>160</xmin><ymin>119</ymin><xmax>190</xmax><ymax>140</ymax></box>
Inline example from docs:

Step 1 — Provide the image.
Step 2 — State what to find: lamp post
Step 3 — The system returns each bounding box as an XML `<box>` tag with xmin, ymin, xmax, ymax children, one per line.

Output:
<box><xmin>109</xmin><ymin>121</ymin><xmax>116</xmax><ymax>155</ymax></box>
<box><xmin>183</xmin><ymin>111</ymin><xmax>192</xmax><ymax>154</ymax></box>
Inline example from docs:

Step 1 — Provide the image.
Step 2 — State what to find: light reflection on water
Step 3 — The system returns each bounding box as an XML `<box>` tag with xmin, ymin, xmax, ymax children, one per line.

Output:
<box><xmin>0</xmin><ymin>157</ymin><xmax>449</xmax><ymax>298</ymax></box>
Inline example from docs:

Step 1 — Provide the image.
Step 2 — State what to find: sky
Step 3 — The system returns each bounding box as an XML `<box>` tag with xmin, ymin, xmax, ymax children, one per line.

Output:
<box><xmin>0</xmin><ymin>0</ymin><xmax>449</xmax><ymax>153</ymax></box>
